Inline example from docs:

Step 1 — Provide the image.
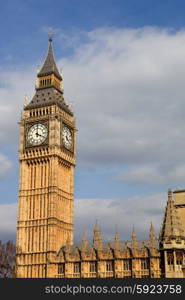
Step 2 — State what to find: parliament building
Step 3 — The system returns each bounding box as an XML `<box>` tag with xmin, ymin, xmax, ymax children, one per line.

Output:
<box><xmin>16</xmin><ymin>38</ymin><xmax>185</xmax><ymax>278</ymax></box>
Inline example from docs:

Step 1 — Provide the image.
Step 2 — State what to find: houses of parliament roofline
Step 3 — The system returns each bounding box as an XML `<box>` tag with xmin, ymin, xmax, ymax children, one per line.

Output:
<box><xmin>16</xmin><ymin>37</ymin><xmax>185</xmax><ymax>278</ymax></box>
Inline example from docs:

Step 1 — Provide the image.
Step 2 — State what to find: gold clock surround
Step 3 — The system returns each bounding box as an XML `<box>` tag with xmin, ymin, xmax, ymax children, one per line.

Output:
<box><xmin>25</xmin><ymin>120</ymin><xmax>49</xmax><ymax>148</ymax></box>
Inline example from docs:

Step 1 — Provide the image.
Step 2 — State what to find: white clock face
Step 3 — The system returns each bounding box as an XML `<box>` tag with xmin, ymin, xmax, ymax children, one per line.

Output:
<box><xmin>62</xmin><ymin>126</ymin><xmax>72</xmax><ymax>149</ymax></box>
<box><xmin>27</xmin><ymin>123</ymin><xmax>48</xmax><ymax>146</ymax></box>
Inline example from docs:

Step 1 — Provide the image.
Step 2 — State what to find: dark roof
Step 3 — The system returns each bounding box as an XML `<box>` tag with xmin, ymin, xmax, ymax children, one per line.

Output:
<box><xmin>57</xmin><ymin>239</ymin><xmax>159</xmax><ymax>256</ymax></box>
<box><xmin>24</xmin><ymin>87</ymin><xmax>73</xmax><ymax>116</ymax></box>
<box><xmin>37</xmin><ymin>39</ymin><xmax>62</xmax><ymax>80</ymax></box>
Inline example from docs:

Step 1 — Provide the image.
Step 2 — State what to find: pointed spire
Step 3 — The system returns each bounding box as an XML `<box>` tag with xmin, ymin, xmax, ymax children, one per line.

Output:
<box><xmin>38</xmin><ymin>37</ymin><xmax>62</xmax><ymax>80</ymax></box>
<box><xmin>114</xmin><ymin>231</ymin><xmax>120</xmax><ymax>242</ymax></box>
<box><xmin>131</xmin><ymin>226</ymin><xmax>137</xmax><ymax>249</ymax></box>
<box><xmin>93</xmin><ymin>221</ymin><xmax>103</xmax><ymax>248</ymax></box>
<box><xmin>81</xmin><ymin>233</ymin><xmax>88</xmax><ymax>249</ymax></box>
<box><xmin>160</xmin><ymin>189</ymin><xmax>184</xmax><ymax>241</ymax></box>
<box><xmin>149</xmin><ymin>222</ymin><xmax>155</xmax><ymax>248</ymax></box>
<box><xmin>114</xmin><ymin>231</ymin><xmax>121</xmax><ymax>250</ymax></box>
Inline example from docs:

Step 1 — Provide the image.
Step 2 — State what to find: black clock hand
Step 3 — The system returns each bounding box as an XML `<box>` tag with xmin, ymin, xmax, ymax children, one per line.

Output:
<box><xmin>36</xmin><ymin>132</ymin><xmax>45</xmax><ymax>138</ymax></box>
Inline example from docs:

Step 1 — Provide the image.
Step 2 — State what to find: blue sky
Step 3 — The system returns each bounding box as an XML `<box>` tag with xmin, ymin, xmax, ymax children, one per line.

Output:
<box><xmin>1</xmin><ymin>0</ymin><xmax>185</xmax><ymax>66</ymax></box>
<box><xmin>1</xmin><ymin>0</ymin><xmax>185</xmax><ymax>242</ymax></box>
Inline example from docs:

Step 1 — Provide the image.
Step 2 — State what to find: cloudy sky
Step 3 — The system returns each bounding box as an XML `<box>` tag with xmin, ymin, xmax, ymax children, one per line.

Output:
<box><xmin>1</xmin><ymin>0</ymin><xmax>185</xmax><ymax>244</ymax></box>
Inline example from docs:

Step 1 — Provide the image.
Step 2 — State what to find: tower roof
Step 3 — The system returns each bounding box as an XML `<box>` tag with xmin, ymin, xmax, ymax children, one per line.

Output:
<box><xmin>160</xmin><ymin>189</ymin><xmax>184</xmax><ymax>241</ymax></box>
<box><xmin>37</xmin><ymin>37</ymin><xmax>62</xmax><ymax>80</ymax></box>
<box><xmin>24</xmin><ymin>86</ymin><xmax>73</xmax><ymax>115</ymax></box>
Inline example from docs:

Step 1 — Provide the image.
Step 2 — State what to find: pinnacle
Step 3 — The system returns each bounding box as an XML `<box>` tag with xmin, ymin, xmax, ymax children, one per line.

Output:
<box><xmin>38</xmin><ymin>39</ymin><xmax>62</xmax><ymax>80</ymax></box>
<box><xmin>160</xmin><ymin>190</ymin><xmax>183</xmax><ymax>240</ymax></box>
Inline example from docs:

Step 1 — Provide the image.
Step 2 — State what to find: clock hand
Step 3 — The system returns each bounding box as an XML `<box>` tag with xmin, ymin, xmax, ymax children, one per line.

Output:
<box><xmin>36</xmin><ymin>132</ymin><xmax>45</xmax><ymax>138</ymax></box>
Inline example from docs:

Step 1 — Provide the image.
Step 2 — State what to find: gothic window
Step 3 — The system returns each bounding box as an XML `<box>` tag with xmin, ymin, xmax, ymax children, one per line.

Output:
<box><xmin>167</xmin><ymin>252</ymin><xmax>174</xmax><ymax>265</ymax></box>
<box><xmin>90</xmin><ymin>262</ymin><xmax>97</xmax><ymax>273</ymax></box>
<box><xmin>141</xmin><ymin>259</ymin><xmax>149</xmax><ymax>270</ymax></box>
<box><xmin>123</xmin><ymin>259</ymin><xmax>131</xmax><ymax>270</ymax></box>
<box><xmin>73</xmin><ymin>263</ymin><xmax>80</xmax><ymax>274</ymax></box>
<box><xmin>106</xmin><ymin>261</ymin><xmax>114</xmax><ymax>272</ymax></box>
<box><xmin>176</xmin><ymin>252</ymin><xmax>183</xmax><ymax>265</ymax></box>
<box><xmin>58</xmin><ymin>263</ymin><xmax>65</xmax><ymax>274</ymax></box>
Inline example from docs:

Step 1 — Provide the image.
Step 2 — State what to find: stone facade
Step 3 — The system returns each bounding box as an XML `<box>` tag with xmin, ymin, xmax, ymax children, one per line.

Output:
<box><xmin>16</xmin><ymin>38</ymin><xmax>76</xmax><ymax>278</ymax></box>
<box><xmin>16</xmin><ymin>38</ymin><xmax>185</xmax><ymax>278</ymax></box>
<box><xmin>159</xmin><ymin>190</ymin><xmax>185</xmax><ymax>278</ymax></box>
<box><xmin>53</xmin><ymin>224</ymin><xmax>161</xmax><ymax>278</ymax></box>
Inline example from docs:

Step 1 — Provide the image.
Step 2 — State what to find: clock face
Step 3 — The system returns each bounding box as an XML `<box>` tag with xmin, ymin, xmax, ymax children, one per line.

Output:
<box><xmin>62</xmin><ymin>126</ymin><xmax>72</xmax><ymax>149</ymax></box>
<box><xmin>27</xmin><ymin>123</ymin><xmax>48</xmax><ymax>146</ymax></box>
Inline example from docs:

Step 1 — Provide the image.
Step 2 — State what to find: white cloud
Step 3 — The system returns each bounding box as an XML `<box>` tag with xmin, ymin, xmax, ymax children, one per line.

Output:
<box><xmin>74</xmin><ymin>192</ymin><xmax>166</xmax><ymax>243</ymax></box>
<box><xmin>58</xmin><ymin>27</ymin><xmax>185</xmax><ymax>186</ymax></box>
<box><xmin>0</xmin><ymin>191</ymin><xmax>167</xmax><ymax>243</ymax></box>
<box><xmin>1</xmin><ymin>26</ymin><xmax>185</xmax><ymax>194</ymax></box>
<box><xmin>0</xmin><ymin>153</ymin><xmax>12</xmax><ymax>179</ymax></box>
<box><xmin>0</xmin><ymin>203</ymin><xmax>17</xmax><ymax>241</ymax></box>
<box><xmin>117</xmin><ymin>163</ymin><xmax>185</xmax><ymax>186</ymax></box>
<box><xmin>0</xmin><ymin>67</ymin><xmax>36</xmax><ymax>144</ymax></box>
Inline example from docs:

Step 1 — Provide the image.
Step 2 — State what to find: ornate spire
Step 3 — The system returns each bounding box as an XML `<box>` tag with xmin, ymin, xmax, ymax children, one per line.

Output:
<box><xmin>24</xmin><ymin>37</ymin><xmax>74</xmax><ymax>113</ymax></box>
<box><xmin>114</xmin><ymin>231</ymin><xmax>120</xmax><ymax>242</ymax></box>
<box><xmin>131</xmin><ymin>226</ymin><xmax>137</xmax><ymax>249</ymax></box>
<box><xmin>114</xmin><ymin>231</ymin><xmax>121</xmax><ymax>250</ymax></box>
<box><xmin>93</xmin><ymin>222</ymin><xmax>103</xmax><ymax>248</ymax></box>
<box><xmin>38</xmin><ymin>37</ymin><xmax>62</xmax><ymax>80</ymax></box>
<box><xmin>81</xmin><ymin>233</ymin><xmax>88</xmax><ymax>249</ymax></box>
<box><xmin>149</xmin><ymin>222</ymin><xmax>155</xmax><ymax>248</ymax></box>
<box><xmin>160</xmin><ymin>189</ymin><xmax>184</xmax><ymax>241</ymax></box>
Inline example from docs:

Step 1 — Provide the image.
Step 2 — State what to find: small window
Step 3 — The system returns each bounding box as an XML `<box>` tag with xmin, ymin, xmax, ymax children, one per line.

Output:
<box><xmin>74</xmin><ymin>263</ymin><xmax>80</xmax><ymax>274</ymax></box>
<box><xmin>106</xmin><ymin>261</ymin><xmax>114</xmax><ymax>272</ymax></box>
<box><xmin>123</xmin><ymin>259</ymin><xmax>131</xmax><ymax>270</ymax></box>
<box><xmin>167</xmin><ymin>252</ymin><xmax>174</xmax><ymax>265</ymax></box>
<box><xmin>176</xmin><ymin>252</ymin><xmax>183</xmax><ymax>265</ymax></box>
<box><xmin>90</xmin><ymin>262</ymin><xmax>97</xmax><ymax>273</ymax></box>
<box><xmin>141</xmin><ymin>259</ymin><xmax>149</xmax><ymax>270</ymax></box>
<box><xmin>58</xmin><ymin>263</ymin><xmax>65</xmax><ymax>274</ymax></box>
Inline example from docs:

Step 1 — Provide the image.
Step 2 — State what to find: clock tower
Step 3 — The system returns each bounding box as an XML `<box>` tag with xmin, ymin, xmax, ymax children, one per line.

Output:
<box><xmin>16</xmin><ymin>37</ymin><xmax>76</xmax><ymax>278</ymax></box>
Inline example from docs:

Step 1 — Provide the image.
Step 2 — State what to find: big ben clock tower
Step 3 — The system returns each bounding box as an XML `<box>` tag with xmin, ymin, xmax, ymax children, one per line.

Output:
<box><xmin>16</xmin><ymin>37</ymin><xmax>76</xmax><ymax>278</ymax></box>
